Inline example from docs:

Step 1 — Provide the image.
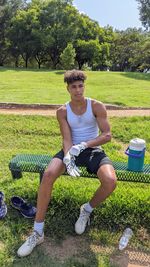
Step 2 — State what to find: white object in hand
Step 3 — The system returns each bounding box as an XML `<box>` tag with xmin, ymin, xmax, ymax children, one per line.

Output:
<box><xmin>119</xmin><ymin>228</ymin><xmax>133</xmax><ymax>250</ymax></box>
<box><xmin>69</xmin><ymin>142</ymin><xmax>87</xmax><ymax>156</ymax></box>
<box><xmin>63</xmin><ymin>152</ymin><xmax>80</xmax><ymax>177</ymax></box>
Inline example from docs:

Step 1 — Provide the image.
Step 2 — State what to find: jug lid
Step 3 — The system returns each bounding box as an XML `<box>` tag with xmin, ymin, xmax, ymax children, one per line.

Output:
<box><xmin>129</xmin><ymin>138</ymin><xmax>146</xmax><ymax>151</ymax></box>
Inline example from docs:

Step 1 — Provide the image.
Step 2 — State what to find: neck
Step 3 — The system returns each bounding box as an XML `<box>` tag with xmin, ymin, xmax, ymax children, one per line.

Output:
<box><xmin>70</xmin><ymin>96</ymin><xmax>86</xmax><ymax>106</ymax></box>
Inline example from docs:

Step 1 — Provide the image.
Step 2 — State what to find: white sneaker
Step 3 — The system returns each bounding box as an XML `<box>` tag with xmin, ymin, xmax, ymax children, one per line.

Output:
<box><xmin>75</xmin><ymin>204</ymin><xmax>90</xmax><ymax>235</ymax></box>
<box><xmin>17</xmin><ymin>230</ymin><xmax>44</xmax><ymax>257</ymax></box>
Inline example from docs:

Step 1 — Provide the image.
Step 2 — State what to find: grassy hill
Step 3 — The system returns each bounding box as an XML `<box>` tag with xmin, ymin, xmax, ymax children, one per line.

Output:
<box><xmin>0</xmin><ymin>68</ymin><xmax>150</xmax><ymax>107</ymax></box>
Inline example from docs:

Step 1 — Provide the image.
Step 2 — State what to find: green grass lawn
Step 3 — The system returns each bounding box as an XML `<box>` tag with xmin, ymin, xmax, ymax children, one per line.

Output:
<box><xmin>0</xmin><ymin>67</ymin><xmax>150</xmax><ymax>107</ymax></box>
<box><xmin>0</xmin><ymin>114</ymin><xmax>150</xmax><ymax>267</ymax></box>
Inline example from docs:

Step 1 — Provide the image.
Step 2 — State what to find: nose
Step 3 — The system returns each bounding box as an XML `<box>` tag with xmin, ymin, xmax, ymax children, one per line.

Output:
<box><xmin>76</xmin><ymin>86</ymin><xmax>80</xmax><ymax>91</ymax></box>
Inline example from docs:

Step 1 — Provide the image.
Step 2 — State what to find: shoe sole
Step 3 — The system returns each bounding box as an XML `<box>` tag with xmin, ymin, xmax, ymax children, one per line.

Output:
<box><xmin>17</xmin><ymin>238</ymin><xmax>44</xmax><ymax>257</ymax></box>
<box><xmin>20</xmin><ymin>211</ymin><xmax>36</xmax><ymax>219</ymax></box>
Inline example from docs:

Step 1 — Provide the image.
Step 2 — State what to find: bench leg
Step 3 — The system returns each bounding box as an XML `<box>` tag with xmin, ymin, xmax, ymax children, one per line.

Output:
<box><xmin>11</xmin><ymin>170</ymin><xmax>22</xmax><ymax>179</ymax></box>
<box><xmin>40</xmin><ymin>172</ymin><xmax>44</xmax><ymax>183</ymax></box>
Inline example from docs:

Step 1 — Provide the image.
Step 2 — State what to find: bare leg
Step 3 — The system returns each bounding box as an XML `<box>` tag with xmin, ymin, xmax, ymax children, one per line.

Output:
<box><xmin>35</xmin><ymin>158</ymin><xmax>65</xmax><ymax>222</ymax></box>
<box><xmin>17</xmin><ymin>158</ymin><xmax>65</xmax><ymax>257</ymax></box>
<box><xmin>89</xmin><ymin>164</ymin><xmax>117</xmax><ymax>208</ymax></box>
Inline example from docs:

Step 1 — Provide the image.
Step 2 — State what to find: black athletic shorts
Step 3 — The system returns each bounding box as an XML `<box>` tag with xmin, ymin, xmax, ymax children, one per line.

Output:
<box><xmin>53</xmin><ymin>147</ymin><xmax>113</xmax><ymax>174</ymax></box>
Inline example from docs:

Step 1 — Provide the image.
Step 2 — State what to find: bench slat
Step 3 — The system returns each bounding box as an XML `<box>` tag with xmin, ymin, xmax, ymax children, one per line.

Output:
<box><xmin>9</xmin><ymin>154</ymin><xmax>150</xmax><ymax>183</ymax></box>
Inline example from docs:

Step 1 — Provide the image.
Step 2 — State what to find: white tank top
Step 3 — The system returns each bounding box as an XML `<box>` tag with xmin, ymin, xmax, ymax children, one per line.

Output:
<box><xmin>66</xmin><ymin>98</ymin><xmax>99</xmax><ymax>144</ymax></box>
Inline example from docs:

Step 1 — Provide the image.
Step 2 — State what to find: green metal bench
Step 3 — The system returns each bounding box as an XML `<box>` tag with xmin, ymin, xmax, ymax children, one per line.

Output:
<box><xmin>9</xmin><ymin>154</ymin><xmax>150</xmax><ymax>183</ymax></box>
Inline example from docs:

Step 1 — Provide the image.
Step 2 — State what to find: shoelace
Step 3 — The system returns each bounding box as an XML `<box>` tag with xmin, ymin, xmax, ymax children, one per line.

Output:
<box><xmin>27</xmin><ymin>232</ymin><xmax>38</xmax><ymax>247</ymax></box>
<box><xmin>80</xmin><ymin>210</ymin><xmax>90</xmax><ymax>226</ymax></box>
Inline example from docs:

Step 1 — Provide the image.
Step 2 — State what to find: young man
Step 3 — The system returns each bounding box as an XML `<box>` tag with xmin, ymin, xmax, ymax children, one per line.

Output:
<box><xmin>17</xmin><ymin>70</ymin><xmax>117</xmax><ymax>257</ymax></box>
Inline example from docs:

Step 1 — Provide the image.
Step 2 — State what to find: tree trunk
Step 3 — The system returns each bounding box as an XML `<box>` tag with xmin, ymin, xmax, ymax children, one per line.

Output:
<box><xmin>15</xmin><ymin>58</ymin><xmax>18</xmax><ymax>68</ymax></box>
<box><xmin>25</xmin><ymin>58</ymin><xmax>28</xmax><ymax>68</ymax></box>
<box><xmin>78</xmin><ymin>62</ymin><xmax>83</xmax><ymax>70</ymax></box>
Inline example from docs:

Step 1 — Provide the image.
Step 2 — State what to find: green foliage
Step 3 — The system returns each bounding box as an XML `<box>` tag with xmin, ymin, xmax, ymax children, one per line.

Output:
<box><xmin>75</xmin><ymin>39</ymin><xmax>102</xmax><ymax>69</ymax></box>
<box><xmin>37</xmin><ymin>0</ymin><xmax>81</xmax><ymax>68</ymax></box>
<box><xmin>128</xmin><ymin>34</ymin><xmax>150</xmax><ymax>71</ymax></box>
<box><xmin>60</xmin><ymin>43</ymin><xmax>76</xmax><ymax>70</ymax></box>
<box><xmin>0</xmin><ymin>1</ymin><xmax>12</xmax><ymax>65</ymax></box>
<box><xmin>0</xmin><ymin>0</ymin><xmax>149</xmax><ymax>71</ymax></box>
<box><xmin>136</xmin><ymin>0</ymin><xmax>150</xmax><ymax>30</ymax></box>
<box><xmin>9</xmin><ymin>6</ymin><xmax>42</xmax><ymax>68</ymax></box>
<box><xmin>110</xmin><ymin>28</ymin><xmax>145</xmax><ymax>71</ymax></box>
<box><xmin>0</xmin><ymin>0</ymin><xmax>27</xmax><ymax>66</ymax></box>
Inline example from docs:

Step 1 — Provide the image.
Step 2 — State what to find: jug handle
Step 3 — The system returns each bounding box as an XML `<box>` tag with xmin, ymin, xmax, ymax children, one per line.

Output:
<box><xmin>125</xmin><ymin>147</ymin><xmax>145</xmax><ymax>158</ymax></box>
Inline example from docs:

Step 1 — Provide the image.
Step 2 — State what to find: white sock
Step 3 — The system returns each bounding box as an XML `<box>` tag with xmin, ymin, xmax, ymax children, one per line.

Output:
<box><xmin>34</xmin><ymin>221</ymin><xmax>44</xmax><ymax>236</ymax></box>
<box><xmin>83</xmin><ymin>202</ymin><xmax>94</xmax><ymax>213</ymax></box>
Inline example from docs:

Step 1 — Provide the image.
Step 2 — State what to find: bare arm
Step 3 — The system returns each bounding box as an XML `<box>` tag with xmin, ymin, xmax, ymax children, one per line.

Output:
<box><xmin>56</xmin><ymin>105</ymin><xmax>73</xmax><ymax>155</ymax></box>
<box><xmin>86</xmin><ymin>100</ymin><xmax>111</xmax><ymax>148</ymax></box>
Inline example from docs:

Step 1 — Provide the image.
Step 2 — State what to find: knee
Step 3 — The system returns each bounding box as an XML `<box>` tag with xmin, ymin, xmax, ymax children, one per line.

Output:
<box><xmin>100</xmin><ymin>174</ymin><xmax>117</xmax><ymax>192</ymax></box>
<box><xmin>41</xmin><ymin>169</ymin><xmax>56</xmax><ymax>186</ymax></box>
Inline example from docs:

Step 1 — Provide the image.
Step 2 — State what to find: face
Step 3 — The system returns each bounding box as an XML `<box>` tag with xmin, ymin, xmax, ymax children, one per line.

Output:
<box><xmin>67</xmin><ymin>80</ymin><xmax>85</xmax><ymax>100</ymax></box>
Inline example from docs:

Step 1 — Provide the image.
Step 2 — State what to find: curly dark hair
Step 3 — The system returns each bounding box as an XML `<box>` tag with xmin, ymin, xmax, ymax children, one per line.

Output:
<box><xmin>64</xmin><ymin>69</ymin><xmax>87</xmax><ymax>84</ymax></box>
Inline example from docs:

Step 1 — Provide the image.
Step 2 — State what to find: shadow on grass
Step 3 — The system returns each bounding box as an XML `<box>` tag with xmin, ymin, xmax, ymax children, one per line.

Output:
<box><xmin>0</xmin><ymin>67</ymin><xmax>59</xmax><ymax>73</ymax></box>
<box><xmin>120</xmin><ymin>72</ymin><xmax>150</xmax><ymax>81</ymax></box>
<box><xmin>0</xmin><ymin>67</ymin><xmax>48</xmax><ymax>72</ymax></box>
<box><xmin>105</xmin><ymin>101</ymin><xmax>126</xmax><ymax>106</ymax></box>
<box><xmin>55</xmin><ymin>71</ymin><xmax>65</xmax><ymax>75</ymax></box>
<box><xmin>7</xmin><ymin>236</ymin><xmax>101</xmax><ymax>267</ymax></box>
<box><xmin>5</xmin><ymin>233</ymin><xmax>150</xmax><ymax>267</ymax></box>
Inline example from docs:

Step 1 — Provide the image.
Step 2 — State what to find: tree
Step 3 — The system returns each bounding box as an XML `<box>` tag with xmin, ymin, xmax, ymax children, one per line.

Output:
<box><xmin>75</xmin><ymin>39</ymin><xmax>102</xmax><ymax>70</ymax></box>
<box><xmin>60</xmin><ymin>43</ymin><xmax>76</xmax><ymax>70</ymax></box>
<box><xmin>1</xmin><ymin>0</ymin><xmax>122</xmax><ymax>70</ymax></box>
<box><xmin>38</xmin><ymin>0</ymin><xmax>80</xmax><ymax>68</ymax></box>
<box><xmin>0</xmin><ymin>0</ymin><xmax>28</xmax><ymax>66</ymax></box>
<box><xmin>75</xmin><ymin>13</ymin><xmax>100</xmax><ymax>41</ymax></box>
<box><xmin>129</xmin><ymin>34</ymin><xmax>150</xmax><ymax>71</ymax></box>
<box><xmin>136</xmin><ymin>0</ymin><xmax>150</xmax><ymax>30</ymax></box>
<box><xmin>0</xmin><ymin>3</ymin><xmax>10</xmax><ymax>65</ymax></box>
<box><xmin>9</xmin><ymin>7</ymin><xmax>42</xmax><ymax>68</ymax></box>
<box><xmin>0</xmin><ymin>1</ymin><xmax>19</xmax><ymax>65</ymax></box>
<box><xmin>110</xmin><ymin>28</ymin><xmax>143</xmax><ymax>71</ymax></box>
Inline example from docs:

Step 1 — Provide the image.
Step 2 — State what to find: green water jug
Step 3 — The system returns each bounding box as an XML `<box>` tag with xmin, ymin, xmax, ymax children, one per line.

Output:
<box><xmin>125</xmin><ymin>138</ymin><xmax>146</xmax><ymax>172</ymax></box>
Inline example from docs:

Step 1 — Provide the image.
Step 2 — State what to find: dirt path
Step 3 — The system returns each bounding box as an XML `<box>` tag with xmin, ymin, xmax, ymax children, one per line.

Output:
<box><xmin>42</xmin><ymin>235</ymin><xmax>150</xmax><ymax>267</ymax></box>
<box><xmin>0</xmin><ymin>108</ymin><xmax>149</xmax><ymax>117</ymax></box>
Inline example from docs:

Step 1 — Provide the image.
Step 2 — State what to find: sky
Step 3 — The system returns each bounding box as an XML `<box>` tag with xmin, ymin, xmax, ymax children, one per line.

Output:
<box><xmin>73</xmin><ymin>0</ymin><xmax>142</xmax><ymax>30</ymax></box>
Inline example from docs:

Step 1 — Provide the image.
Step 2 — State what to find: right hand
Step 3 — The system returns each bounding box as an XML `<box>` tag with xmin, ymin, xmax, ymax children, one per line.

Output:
<box><xmin>63</xmin><ymin>152</ymin><xmax>80</xmax><ymax>177</ymax></box>
<box><xmin>69</xmin><ymin>142</ymin><xmax>87</xmax><ymax>156</ymax></box>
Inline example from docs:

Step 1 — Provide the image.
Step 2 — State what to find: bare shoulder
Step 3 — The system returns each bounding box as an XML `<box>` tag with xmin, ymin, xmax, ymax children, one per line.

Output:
<box><xmin>56</xmin><ymin>104</ymin><xmax>67</xmax><ymax>120</ymax></box>
<box><xmin>91</xmin><ymin>99</ymin><xmax>107</xmax><ymax>117</ymax></box>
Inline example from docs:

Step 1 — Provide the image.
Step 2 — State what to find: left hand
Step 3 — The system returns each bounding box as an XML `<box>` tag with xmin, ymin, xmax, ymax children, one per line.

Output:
<box><xmin>63</xmin><ymin>152</ymin><xmax>81</xmax><ymax>177</ymax></box>
<box><xmin>69</xmin><ymin>142</ymin><xmax>87</xmax><ymax>156</ymax></box>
